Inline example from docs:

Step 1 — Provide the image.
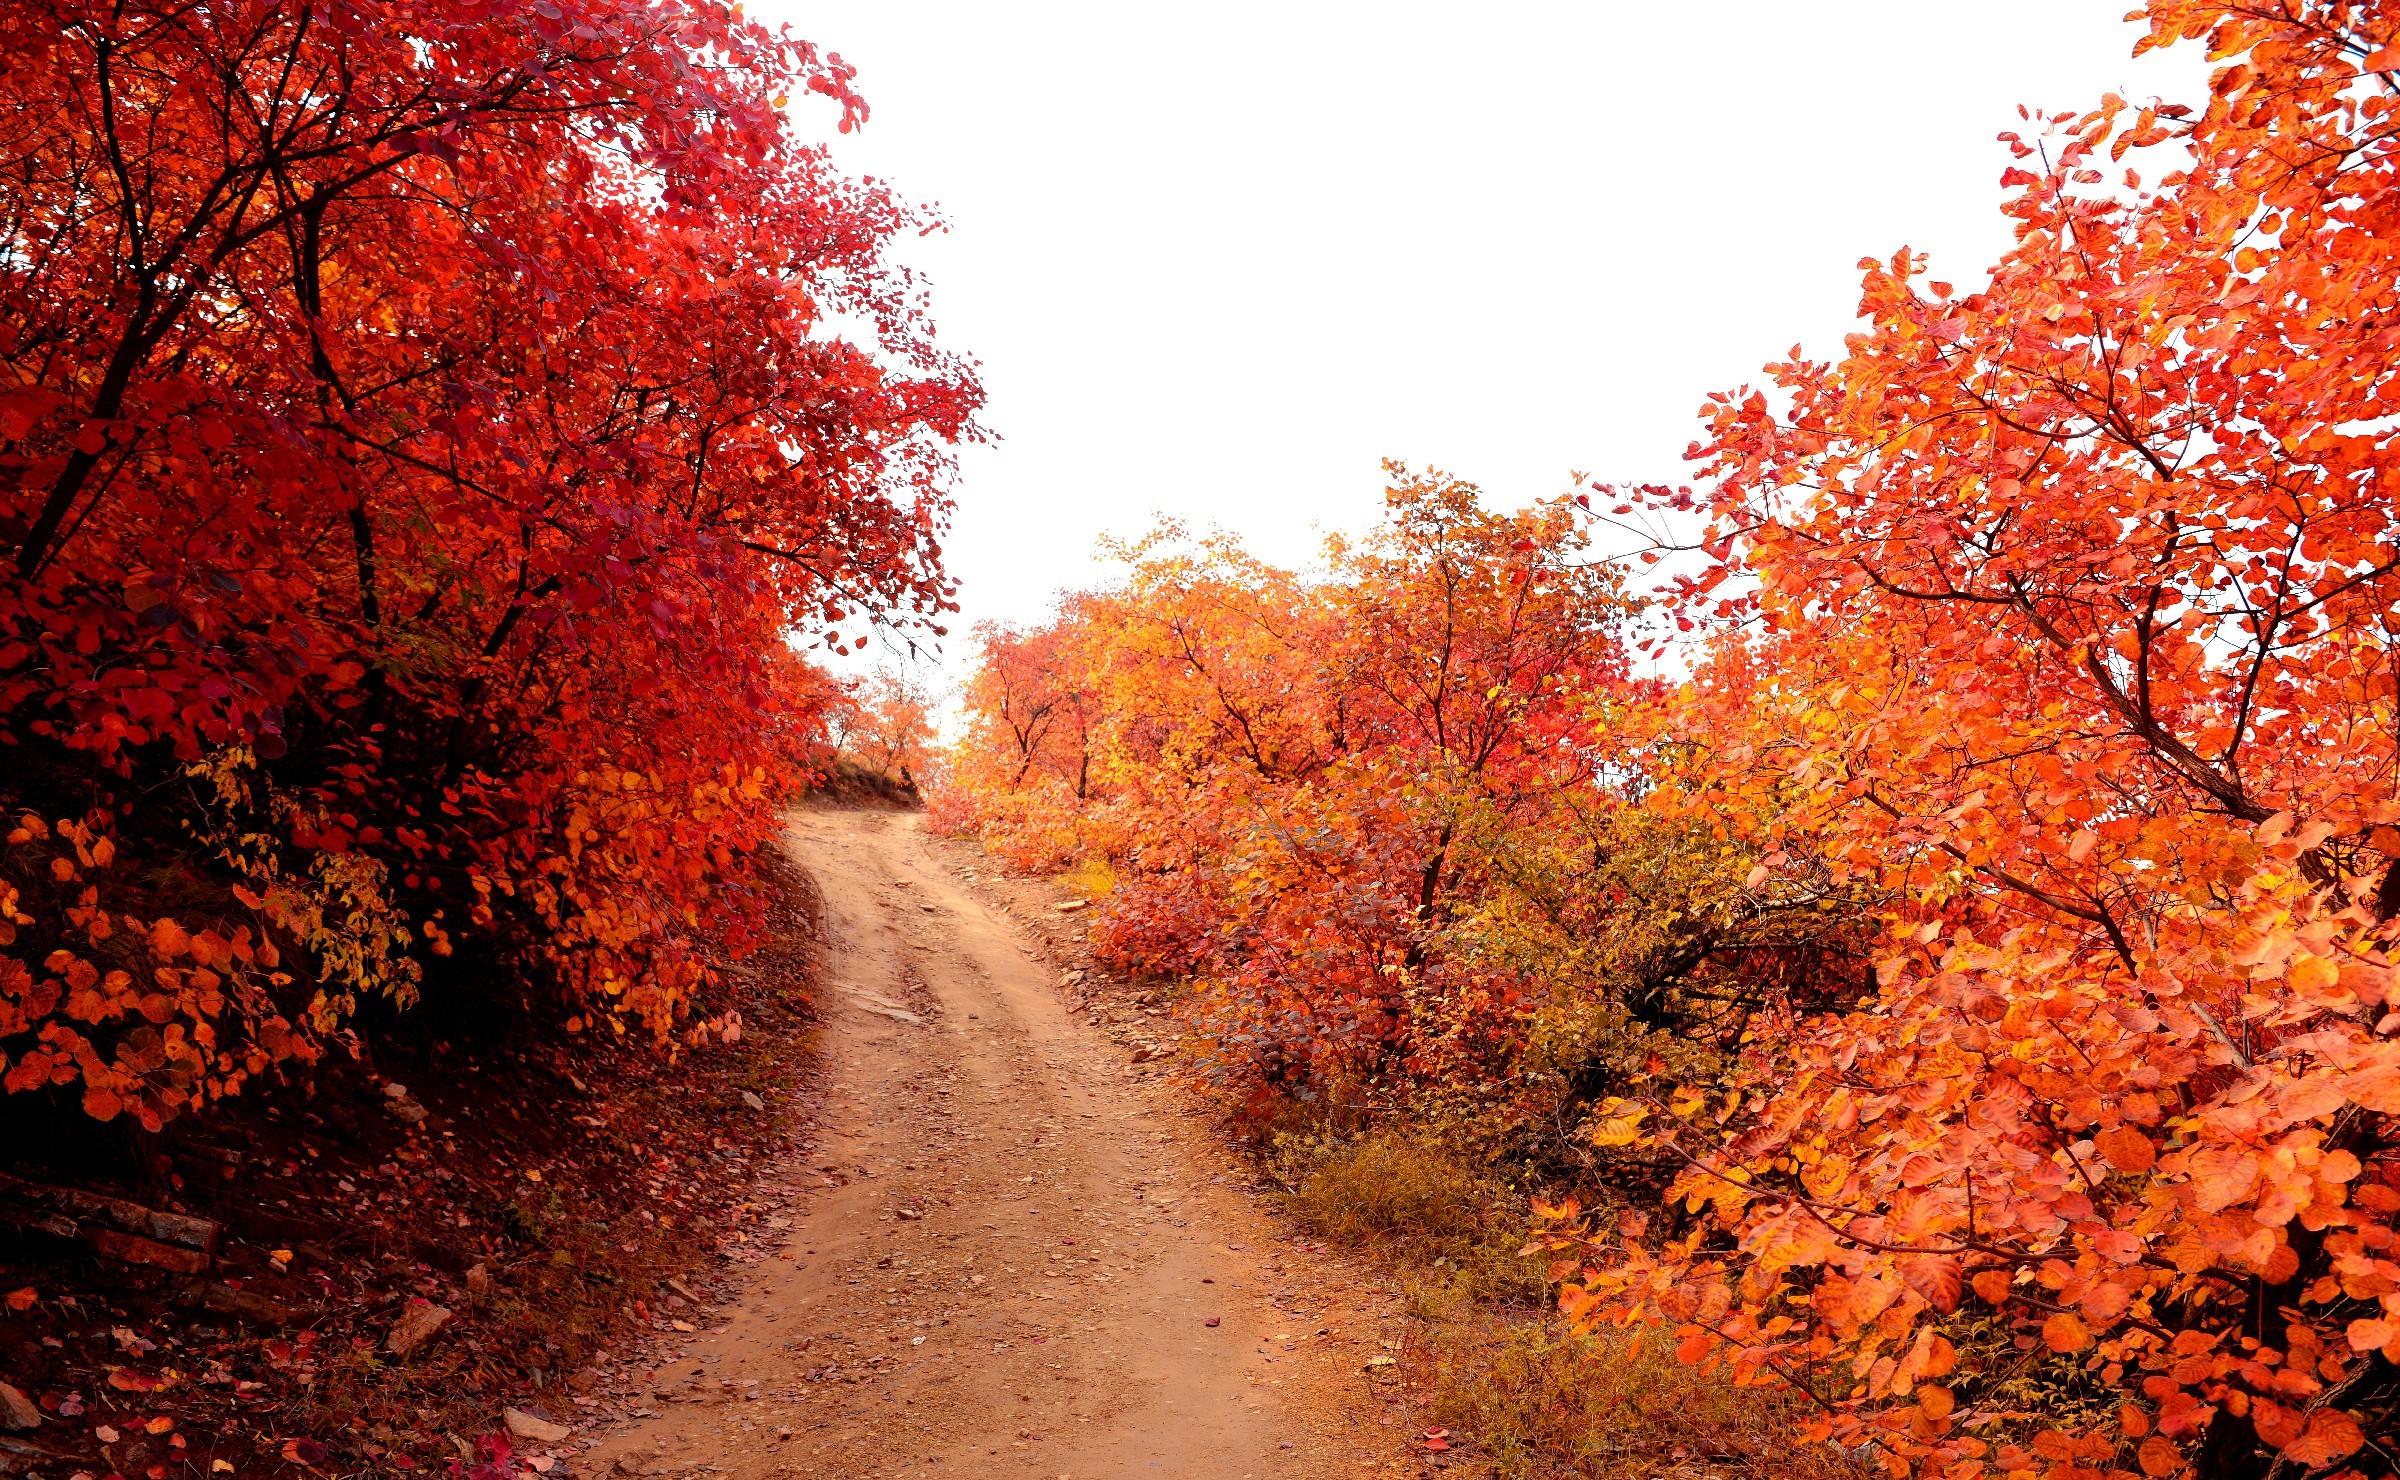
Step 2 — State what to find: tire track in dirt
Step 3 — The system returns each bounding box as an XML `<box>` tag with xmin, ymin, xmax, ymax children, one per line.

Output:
<box><xmin>588</xmin><ymin>807</ymin><xmax>1414</xmax><ymax>1479</ymax></box>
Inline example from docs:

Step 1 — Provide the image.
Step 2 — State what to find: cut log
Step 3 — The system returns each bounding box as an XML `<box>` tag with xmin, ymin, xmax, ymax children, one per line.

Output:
<box><xmin>0</xmin><ymin>1434</ymin><xmax>77</xmax><ymax>1477</ymax></box>
<box><xmin>0</xmin><ymin>1209</ymin><xmax>77</xmax><ymax>1242</ymax></box>
<box><xmin>0</xmin><ymin>1173</ymin><xmax>221</xmax><ymax>1253</ymax></box>
<box><xmin>86</xmin><ymin>1227</ymin><xmax>211</xmax><ymax>1275</ymax></box>
<box><xmin>177</xmin><ymin>1281</ymin><xmax>303</xmax><ymax>1327</ymax></box>
<box><xmin>172</xmin><ymin>1143</ymin><xmax>245</xmax><ymax>1184</ymax></box>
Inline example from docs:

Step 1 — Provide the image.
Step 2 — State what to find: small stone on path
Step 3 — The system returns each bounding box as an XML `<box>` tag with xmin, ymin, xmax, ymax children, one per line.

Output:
<box><xmin>504</xmin><ymin>1406</ymin><xmax>574</xmax><ymax>1443</ymax></box>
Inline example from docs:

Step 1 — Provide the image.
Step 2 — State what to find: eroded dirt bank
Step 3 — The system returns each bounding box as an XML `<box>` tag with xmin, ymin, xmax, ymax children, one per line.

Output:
<box><xmin>585</xmin><ymin>808</ymin><xmax>1416</xmax><ymax>1479</ymax></box>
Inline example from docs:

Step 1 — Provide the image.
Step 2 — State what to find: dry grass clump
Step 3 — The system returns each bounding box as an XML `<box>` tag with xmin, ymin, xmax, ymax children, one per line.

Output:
<box><xmin>1287</xmin><ymin>1131</ymin><xmax>1484</xmax><ymax>1247</ymax></box>
<box><xmin>1280</xmin><ymin>1128</ymin><xmax>1848</xmax><ymax>1475</ymax></box>
<box><xmin>1418</xmin><ymin>1318</ymin><xmax>1869</xmax><ymax>1480</ymax></box>
<box><xmin>1281</xmin><ymin>1129</ymin><xmax>1549</xmax><ymax>1306</ymax></box>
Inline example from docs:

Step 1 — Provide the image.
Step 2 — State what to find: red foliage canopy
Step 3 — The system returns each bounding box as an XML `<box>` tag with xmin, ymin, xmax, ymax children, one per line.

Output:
<box><xmin>0</xmin><ymin>0</ymin><xmax>982</xmax><ymax>1124</ymax></box>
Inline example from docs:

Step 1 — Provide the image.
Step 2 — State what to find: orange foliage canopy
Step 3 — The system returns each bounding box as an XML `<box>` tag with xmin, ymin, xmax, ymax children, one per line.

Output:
<box><xmin>1542</xmin><ymin>3</ymin><xmax>2400</xmax><ymax>1476</ymax></box>
<box><xmin>935</xmin><ymin>472</ymin><xmax>1644</xmax><ymax>1100</ymax></box>
<box><xmin>1</xmin><ymin>0</ymin><xmax>979</xmax><ymax>1125</ymax></box>
<box><xmin>830</xmin><ymin>667</ymin><xmax>938</xmax><ymax>790</ymax></box>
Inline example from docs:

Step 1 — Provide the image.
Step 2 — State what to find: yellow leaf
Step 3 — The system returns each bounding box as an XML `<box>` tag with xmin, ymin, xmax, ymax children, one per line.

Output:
<box><xmin>1588</xmin><ymin>1101</ymin><xmax>1648</xmax><ymax>1148</ymax></box>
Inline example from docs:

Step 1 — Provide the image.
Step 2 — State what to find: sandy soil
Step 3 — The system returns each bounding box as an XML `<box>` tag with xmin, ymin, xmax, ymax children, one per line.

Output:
<box><xmin>585</xmin><ymin>807</ymin><xmax>1415</xmax><ymax>1479</ymax></box>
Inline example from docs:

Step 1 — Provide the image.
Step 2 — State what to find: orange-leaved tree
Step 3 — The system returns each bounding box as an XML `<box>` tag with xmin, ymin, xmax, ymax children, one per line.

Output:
<box><xmin>831</xmin><ymin>666</ymin><xmax>939</xmax><ymax>791</ymax></box>
<box><xmin>937</xmin><ymin>471</ymin><xmax>1651</xmax><ymax>1114</ymax></box>
<box><xmin>1545</xmin><ymin>3</ymin><xmax>2400</xmax><ymax>1476</ymax></box>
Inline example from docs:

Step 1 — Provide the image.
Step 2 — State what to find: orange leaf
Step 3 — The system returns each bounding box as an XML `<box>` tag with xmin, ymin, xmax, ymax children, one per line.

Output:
<box><xmin>148</xmin><ymin>917</ymin><xmax>189</xmax><ymax>960</ymax></box>
<box><xmin>2343</xmin><ymin>1063</ymin><xmax>2400</xmax><ymax>1115</ymax></box>
<box><xmin>2</xmin><ymin>1287</ymin><xmax>33</xmax><ymax>1312</ymax></box>
<box><xmin>2281</xmin><ymin>1408</ymin><xmax>2365</xmax><ymax>1466</ymax></box>
<box><xmin>2252</xmin><ymin>1400</ymin><xmax>2303</xmax><ymax>1450</ymax></box>
<box><xmin>2137</xmin><ymin>1434</ymin><xmax>2184</xmax><ymax>1477</ymax></box>
<box><xmin>2042</xmin><ymin>1311</ymin><xmax>2092</xmax><ymax>1354</ymax></box>
<box><xmin>2096</xmin><ymin>1127</ymin><xmax>2155</xmax><ymax>1174</ymax></box>
<box><xmin>1901</xmin><ymin>1255</ymin><xmax>1961</xmax><ymax>1313</ymax></box>
<box><xmin>2261</xmin><ymin>1240</ymin><xmax>2300</xmax><ymax>1284</ymax></box>
<box><xmin>2188</xmin><ymin>1146</ymin><xmax>2260</xmax><ymax>1211</ymax></box>
<box><xmin>2093</xmin><ymin>1228</ymin><xmax>2145</xmax><ymax>1265</ymax></box>
<box><xmin>2289</xmin><ymin>954</ymin><xmax>2339</xmax><ymax>995</ymax></box>
<box><xmin>1971</xmin><ymin>1270</ymin><xmax>2014</xmax><ymax>1306</ymax></box>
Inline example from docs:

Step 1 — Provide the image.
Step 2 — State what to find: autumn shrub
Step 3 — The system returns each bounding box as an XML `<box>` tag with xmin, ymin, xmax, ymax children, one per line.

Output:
<box><xmin>934</xmin><ymin>481</ymin><xmax>1708</xmax><ymax>1110</ymax></box>
<box><xmin>1417</xmin><ymin>1320</ymin><xmax>1866</xmax><ymax>1480</ymax></box>
<box><xmin>1281</xmin><ymin>1129</ymin><xmax>1551</xmax><ymax>1309</ymax></box>
<box><xmin>1283</xmin><ymin>1130</ymin><xmax>1485</xmax><ymax>1250</ymax></box>
<box><xmin>0</xmin><ymin>0</ymin><xmax>980</xmax><ymax>1128</ymax></box>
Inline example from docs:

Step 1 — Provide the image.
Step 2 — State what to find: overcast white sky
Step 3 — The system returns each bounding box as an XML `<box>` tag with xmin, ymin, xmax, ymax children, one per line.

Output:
<box><xmin>770</xmin><ymin>1</ymin><xmax>2203</xmax><ymax>675</ymax></box>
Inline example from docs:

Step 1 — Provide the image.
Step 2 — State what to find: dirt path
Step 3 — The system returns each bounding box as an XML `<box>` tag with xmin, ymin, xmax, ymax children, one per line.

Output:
<box><xmin>587</xmin><ymin>808</ymin><xmax>1412</xmax><ymax>1479</ymax></box>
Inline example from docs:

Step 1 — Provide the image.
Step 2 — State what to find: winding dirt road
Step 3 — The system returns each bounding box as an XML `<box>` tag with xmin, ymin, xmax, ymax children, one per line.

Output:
<box><xmin>588</xmin><ymin>808</ymin><xmax>1412</xmax><ymax>1480</ymax></box>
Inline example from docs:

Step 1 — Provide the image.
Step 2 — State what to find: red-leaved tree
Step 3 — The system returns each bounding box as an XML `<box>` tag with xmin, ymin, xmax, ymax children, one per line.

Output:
<box><xmin>0</xmin><ymin>0</ymin><xmax>982</xmax><ymax>1126</ymax></box>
